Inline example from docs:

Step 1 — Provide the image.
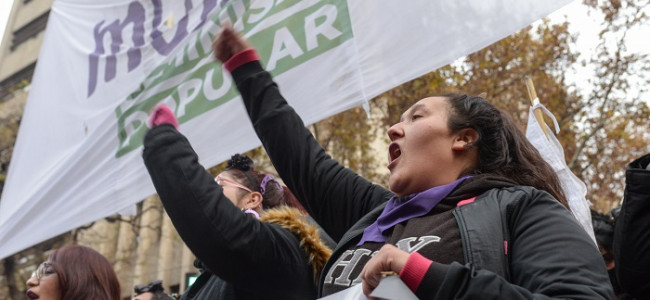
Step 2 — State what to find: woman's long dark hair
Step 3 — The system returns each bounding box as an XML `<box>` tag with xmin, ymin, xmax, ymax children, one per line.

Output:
<box><xmin>445</xmin><ymin>93</ymin><xmax>568</xmax><ymax>209</ymax></box>
<box><xmin>49</xmin><ymin>244</ymin><xmax>121</xmax><ymax>300</ymax></box>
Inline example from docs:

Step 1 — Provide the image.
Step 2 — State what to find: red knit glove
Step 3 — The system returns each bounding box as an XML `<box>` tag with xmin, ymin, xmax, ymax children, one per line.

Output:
<box><xmin>148</xmin><ymin>104</ymin><xmax>178</xmax><ymax>129</ymax></box>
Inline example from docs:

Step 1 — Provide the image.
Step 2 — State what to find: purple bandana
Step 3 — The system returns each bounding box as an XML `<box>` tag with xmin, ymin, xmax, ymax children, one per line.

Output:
<box><xmin>357</xmin><ymin>175</ymin><xmax>472</xmax><ymax>245</ymax></box>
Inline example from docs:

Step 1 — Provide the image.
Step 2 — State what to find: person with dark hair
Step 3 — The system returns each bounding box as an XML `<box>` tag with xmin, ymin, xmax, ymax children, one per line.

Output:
<box><xmin>614</xmin><ymin>153</ymin><xmax>650</xmax><ymax>300</ymax></box>
<box><xmin>214</xmin><ymin>153</ymin><xmax>308</xmax><ymax>216</ymax></box>
<box><xmin>25</xmin><ymin>244</ymin><xmax>121</xmax><ymax>300</ymax></box>
<box><xmin>592</xmin><ymin>209</ymin><xmax>616</xmax><ymax>269</ymax></box>
<box><xmin>142</xmin><ymin>105</ymin><xmax>333</xmax><ymax>299</ymax></box>
<box><xmin>591</xmin><ymin>209</ymin><xmax>625</xmax><ymax>296</ymax></box>
<box><xmin>213</xmin><ymin>25</ymin><xmax>614</xmax><ymax>299</ymax></box>
<box><xmin>133</xmin><ymin>280</ymin><xmax>175</xmax><ymax>300</ymax></box>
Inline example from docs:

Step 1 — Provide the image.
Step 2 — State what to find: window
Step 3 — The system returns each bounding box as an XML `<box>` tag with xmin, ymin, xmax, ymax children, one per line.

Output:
<box><xmin>0</xmin><ymin>62</ymin><xmax>36</xmax><ymax>102</ymax></box>
<box><xmin>10</xmin><ymin>11</ymin><xmax>49</xmax><ymax>51</ymax></box>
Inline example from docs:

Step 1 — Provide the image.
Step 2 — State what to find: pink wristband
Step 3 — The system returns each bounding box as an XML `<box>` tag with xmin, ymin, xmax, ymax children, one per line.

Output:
<box><xmin>399</xmin><ymin>252</ymin><xmax>433</xmax><ymax>293</ymax></box>
<box><xmin>224</xmin><ymin>48</ymin><xmax>260</xmax><ymax>72</ymax></box>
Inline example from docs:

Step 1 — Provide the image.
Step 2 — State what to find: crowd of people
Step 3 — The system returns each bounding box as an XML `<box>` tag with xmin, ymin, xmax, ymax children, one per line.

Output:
<box><xmin>23</xmin><ymin>26</ymin><xmax>649</xmax><ymax>300</ymax></box>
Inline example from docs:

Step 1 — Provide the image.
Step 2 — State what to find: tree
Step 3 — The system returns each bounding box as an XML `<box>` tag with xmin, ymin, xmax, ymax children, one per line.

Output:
<box><xmin>307</xmin><ymin>0</ymin><xmax>650</xmax><ymax>213</ymax></box>
<box><xmin>456</xmin><ymin>9</ymin><xmax>650</xmax><ymax>212</ymax></box>
<box><xmin>570</xmin><ymin>0</ymin><xmax>650</xmax><ymax>212</ymax></box>
<box><xmin>2</xmin><ymin>1</ymin><xmax>648</xmax><ymax>297</ymax></box>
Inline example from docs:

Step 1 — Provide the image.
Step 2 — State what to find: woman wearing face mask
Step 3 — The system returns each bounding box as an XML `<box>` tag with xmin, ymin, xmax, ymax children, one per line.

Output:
<box><xmin>142</xmin><ymin>107</ymin><xmax>333</xmax><ymax>300</ymax></box>
<box><xmin>213</xmin><ymin>26</ymin><xmax>614</xmax><ymax>299</ymax></box>
<box><xmin>25</xmin><ymin>244</ymin><xmax>121</xmax><ymax>300</ymax></box>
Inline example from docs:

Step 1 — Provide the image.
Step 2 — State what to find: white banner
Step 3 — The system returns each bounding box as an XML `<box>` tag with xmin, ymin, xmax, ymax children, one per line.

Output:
<box><xmin>0</xmin><ymin>0</ymin><xmax>572</xmax><ymax>259</ymax></box>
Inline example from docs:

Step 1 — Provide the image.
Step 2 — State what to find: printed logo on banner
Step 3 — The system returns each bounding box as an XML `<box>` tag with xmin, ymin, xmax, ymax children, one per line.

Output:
<box><xmin>106</xmin><ymin>0</ymin><xmax>352</xmax><ymax>158</ymax></box>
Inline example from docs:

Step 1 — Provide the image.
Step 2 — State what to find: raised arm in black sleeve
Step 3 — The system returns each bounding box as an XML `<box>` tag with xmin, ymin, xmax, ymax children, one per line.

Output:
<box><xmin>229</xmin><ymin>60</ymin><xmax>393</xmax><ymax>241</ymax></box>
<box><xmin>142</xmin><ymin>124</ymin><xmax>315</xmax><ymax>298</ymax></box>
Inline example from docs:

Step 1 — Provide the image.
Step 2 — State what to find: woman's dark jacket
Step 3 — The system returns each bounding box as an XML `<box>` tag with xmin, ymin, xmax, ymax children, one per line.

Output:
<box><xmin>229</xmin><ymin>59</ymin><xmax>614</xmax><ymax>299</ymax></box>
<box><xmin>143</xmin><ymin>125</ymin><xmax>331</xmax><ymax>300</ymax></box>
<box><xmin>614</xmin><ymin>153</ymin><xmax>650</xmax><ymax>300</ymax></box>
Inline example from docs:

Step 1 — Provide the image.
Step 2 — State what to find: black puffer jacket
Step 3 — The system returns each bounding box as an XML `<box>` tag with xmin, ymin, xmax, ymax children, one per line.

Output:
<box><xmin>229</xmin><ymin>59</ymin><xmax>614</xmax><ymax>299</ymax></box>
<box><xmin>614</xmin><ymin>153</ymin><xmax>650</xmax><ymax>300</ymax></box>
<box><xmin>143</xmin><ymin>125</ymin><xmax>331</xmax><ymax>300</ymax></box>
<box><xmin>179</xmin><ymin>268</ymin><xmax>234</xmax><ymax>300</ymax></box>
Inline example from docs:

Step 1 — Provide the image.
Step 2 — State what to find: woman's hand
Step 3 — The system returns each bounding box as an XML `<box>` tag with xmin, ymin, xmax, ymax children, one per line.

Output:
<box><xmin>361</xmin><ymin>244</ymin><xmax>410</xmax><ymax>297</ymax></box>
<box><xmin>212</xmin><ymin>24</ymin><xmax>252</xmax><ymax>63</ymax></box>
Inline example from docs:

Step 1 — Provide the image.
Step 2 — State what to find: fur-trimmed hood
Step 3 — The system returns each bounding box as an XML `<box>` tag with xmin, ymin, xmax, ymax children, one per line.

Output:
<box><xmin>260</xmin><ymin>206</ymin><xmax>332</xmax><ymax>283</ymax></box>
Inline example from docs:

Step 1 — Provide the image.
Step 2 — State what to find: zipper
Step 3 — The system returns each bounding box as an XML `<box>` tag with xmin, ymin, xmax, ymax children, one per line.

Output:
<box><xmin>500</xmin><ymin>204</ymin><xmax>512</xmax><ymax>281</ymax></box>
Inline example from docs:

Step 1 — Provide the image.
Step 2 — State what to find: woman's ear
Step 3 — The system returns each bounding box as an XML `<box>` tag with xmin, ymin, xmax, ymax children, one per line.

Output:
<box><xmin>452</xmin><ymin>128</ymin><xmax>479</xmax><ymax>151</ymax></box>
<box><xmin>245</xmin><ymin>192</ymin><xmax>264</xmax><ymax>210</ymax></box>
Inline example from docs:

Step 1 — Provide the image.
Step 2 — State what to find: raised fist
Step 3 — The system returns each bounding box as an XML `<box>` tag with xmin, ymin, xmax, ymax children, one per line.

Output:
<box><xmin>213</xmin><ymin>24</ymin><xmax>252</xmax><ymax>63</ymax></box>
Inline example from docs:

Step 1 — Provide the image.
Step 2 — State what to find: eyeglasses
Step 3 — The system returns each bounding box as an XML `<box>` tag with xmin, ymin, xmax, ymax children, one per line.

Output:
<box><xmin>31</xmin><ymin>261</ymin><xmax>55</xmax><ymax>280</ymax></box>
<box><xmin>215</xmin><ymin>175</ymin><xmax>253</xmax><ymax>193</ymax></box>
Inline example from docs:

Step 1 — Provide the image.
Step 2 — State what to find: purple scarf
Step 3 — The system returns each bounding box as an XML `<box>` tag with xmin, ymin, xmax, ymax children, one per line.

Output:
<box><xmin>357</xmin><ymin>176</ymin><xmax>472</xmax><ymax>245</ymax></box>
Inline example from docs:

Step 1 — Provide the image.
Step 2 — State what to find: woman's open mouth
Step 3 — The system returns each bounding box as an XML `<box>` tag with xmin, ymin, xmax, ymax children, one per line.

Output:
<box><xmin>26</xmin><ymin>290</ymin><xmax>39</xmax><ymax>300</ymax></box>
<box><xmin>388</xmin><ymin>142</ymin><xmax>401</xmax><ymax>168</ymax></box>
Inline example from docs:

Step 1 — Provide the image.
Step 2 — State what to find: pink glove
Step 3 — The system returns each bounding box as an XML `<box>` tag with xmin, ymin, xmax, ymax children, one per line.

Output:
<box><xmin>148</xmin><ymin>104</ymin><xmax>178</xmax><ymax>129</ymax></box>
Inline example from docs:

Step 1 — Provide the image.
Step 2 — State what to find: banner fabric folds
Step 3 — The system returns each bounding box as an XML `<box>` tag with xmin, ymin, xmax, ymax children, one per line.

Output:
<box><xmin>0</xmin><ymin>0</ymin><xmax>572</xmax><ymax>259</ymax></box>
